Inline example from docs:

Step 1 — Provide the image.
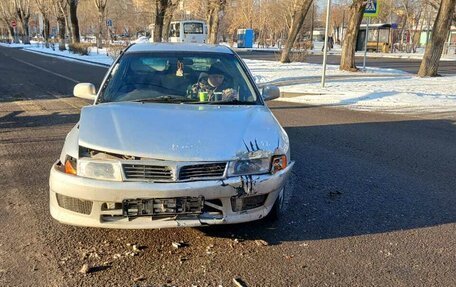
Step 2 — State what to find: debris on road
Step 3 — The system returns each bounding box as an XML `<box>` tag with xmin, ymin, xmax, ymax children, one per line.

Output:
<box><xmin>233</xmin><ymin>277</ymin><xmax>248</xmax><ymax>287</ymax></box>
<box><xmin>172</xmin><ymin>242</ymin><xmax>183</xmax><ymax>249</ymax></box>
<box><xmin>132</xmin><ymin>244</ymin><xmax>141</xmax><ymax>252</ymax></box>
<box><xmin>254</xmin><ymin>239</ymin><xmax>269</xmax><ymax>246</ymax></box>
<box><xmin>125</xmin><ymin>251</ymin><xmax>138</xmax><ymax>257</ymax></box>
<box><xmin>328</xmin><ymin>190</ymin><xmax>343</xmax><ymax>198</ymax></box>
<box><xmin>179</xmin><ymin>256</ymin><xmax>188</xmax><ymax>264</ymax></box>
<box><xmin>206</xmin><ymin>244</ymin><xmax>215</xmax><ymax>255</ymax></box>
<box><xmin>79</xmin><ymin>263</ymin><xmax>90</xmax><ymax>274</ymax></box>
<box><xmin>133</xmin><ymin>275</ymin><xmax>145</xmax><ymax>282</ymax></box>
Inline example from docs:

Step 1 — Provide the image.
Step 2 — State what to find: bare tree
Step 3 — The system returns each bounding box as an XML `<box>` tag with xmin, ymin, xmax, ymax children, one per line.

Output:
<box><xmin>67</xmin><ymin>0</ymin><xmax>80</xmax><ymax>43</ymax></box>
<box><xmin>207</xmin><ymin>0</ymin><xmax>226</xmax><ymax>44</ymax></box>
<box><xmin>418</xmin><ymin>0</ymin><xmax>456</xmax><ymax>77</ymax></box>
<box><xmin>339</xmin><ymin>0</ymin><xmax>366</xmax><ymax>72</ymax></box>
<box><xmin>53</xmin><ymin>0</ymin><xmax>69</xmax><ymax>50</ymax></box>
<box><xmin>14</xmin><ymin>0</ymin><xmax>31</xmax><ymax>44</ymax></box>
<box><xmin>0</xmin><ymin>1</ymin><xmax>16</xmax><ymax>42</ymax></box>
<box><xmin>280</xmin><ymin>0</ymin><xmax>313</xmax><ymax>63</ymax></box>
<box><xmin>153</xmin><ymin>0</ymin><xmax>170</xmax><ymax>42</ymax></box>
<box><xmin>35</xmin><ymin>0</ymin><xmax>52</xmax><ymax>47</ymax></box>
<box><xmin>94</xmin><ymin>0</ymin><xmax>108</xmax><ymax>48</ymax></box>
<box><xmin>162</xmin><ymin>0</ymin><xmax>179</xmax><ymax>42</ymax></box>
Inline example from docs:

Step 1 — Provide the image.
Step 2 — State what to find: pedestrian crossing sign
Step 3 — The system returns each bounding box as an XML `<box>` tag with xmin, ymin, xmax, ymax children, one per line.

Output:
<box><xmin>364</xmin><ymin>0</ymin><xmax>379</xmax><ymax>17</ymax></box>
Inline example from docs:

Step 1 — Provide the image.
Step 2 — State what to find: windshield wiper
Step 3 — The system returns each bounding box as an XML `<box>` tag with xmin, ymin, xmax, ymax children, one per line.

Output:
<box><xmin>207</xmin><ymin>99</ymin><xmax>255</xmax><ymax>105</ymax></box>
<box><xmin>132</xmin><ymin>96</ymin><xmax>195</xmax><ymax>103</ymax></box>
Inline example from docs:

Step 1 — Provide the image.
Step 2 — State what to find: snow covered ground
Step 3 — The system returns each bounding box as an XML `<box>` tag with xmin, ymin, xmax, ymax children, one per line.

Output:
<box><xmin>230</xmin><ymin>41</ymin><xmax>456</xmax><ymax>61</ymax></box>
<box><xmin>1</xmin><ymin>42</ymin><xmax>455</xmax><ymax>116</ymax></box>
<box><xmin>278</xmin><ymin>75</ymin><xmax>456</xmax><ymax>115</ymax></box>
<box><xmin>244</xmin><ymin>59</ymin><xmax>456</xmax><ymax>115</ymax></box>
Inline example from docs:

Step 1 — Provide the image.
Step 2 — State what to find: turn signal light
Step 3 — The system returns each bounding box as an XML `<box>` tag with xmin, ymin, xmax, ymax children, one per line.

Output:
<box><xmin>271</xmin><ymin>155</ymin><xmax>287</xmax><ymax>174</ymax></box>
<box><xmin>65</xmin><ymin>158</ymin><xmax>77</xmax><ymax>175</ymax></box>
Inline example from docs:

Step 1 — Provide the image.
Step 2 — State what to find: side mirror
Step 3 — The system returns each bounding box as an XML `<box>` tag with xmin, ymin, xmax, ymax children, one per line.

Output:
<box><xmin>261</xmin><ymin>85</ymin><xmax>280</xmax><ymax>101</ymax></box>
<box><xmin>73</xmin><ymin>83</ymin><xmax>97</xmax><ymax>101</ymax></box>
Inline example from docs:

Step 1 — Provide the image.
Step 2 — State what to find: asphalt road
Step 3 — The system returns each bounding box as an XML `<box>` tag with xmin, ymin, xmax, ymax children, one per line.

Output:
<box><xmin>1</xmin><ymin>46</ymin><xmax>455</xmax><ymax>287</ymax></box>
<box><xmin>236</xmin><ymin>50</ymin><xmax>456</xmax><ymax>75</ymax></box>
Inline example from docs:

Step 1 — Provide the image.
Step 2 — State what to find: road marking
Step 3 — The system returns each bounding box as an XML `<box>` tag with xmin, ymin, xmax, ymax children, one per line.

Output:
<box><xmin>10</xmin><ymin>56</ymin><xmax>80</xmax><ymax>84</ymax></box>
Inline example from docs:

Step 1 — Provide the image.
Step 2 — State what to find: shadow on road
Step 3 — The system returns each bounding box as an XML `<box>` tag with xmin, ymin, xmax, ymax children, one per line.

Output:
<box><xmin>0</xmin><ymin>110</ymin><xmax>79</xmax><ymax>129</ymax></box>
<box><xmin>201</xmin><ymin>118</ymin><xmax>456</xmax><ymax>244</ymax></box>
<box><xmin>3</xmin><ymin>100</ymin><xmax>455</xmax><ymax>247</ymax></box>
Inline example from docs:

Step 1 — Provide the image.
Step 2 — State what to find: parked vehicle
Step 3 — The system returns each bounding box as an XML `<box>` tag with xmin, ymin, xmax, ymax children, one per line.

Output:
<box><xmin>49</xmin><ymin>43</ymin><xmax>294</xmax><ymax>229</ymax></box>
<box><xmin>169</xmin><ymin>20</ymin><xmax>207</xmax><ymax>43</ymax></box>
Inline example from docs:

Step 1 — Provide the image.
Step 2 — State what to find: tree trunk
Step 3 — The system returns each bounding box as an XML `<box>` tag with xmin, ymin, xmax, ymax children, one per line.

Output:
<box><xmin>162</xmin><ymin>10</ymin><xmax>172</xmax><ymax>42</ymax></box>
<box><xmin>43</xmin><ymin>16</ymin><xmax>50</xmax><ymax>48</ymax></box>
<box><xmin>1</xmin><ymin>19</ymin><xmax>14</xmax><ymax>42</ymax></box>
<box><xmin>162</xmin><ymin>2</ymin><xmax>178</xmax><ymax>42</ymax></box>
<box><xmin>97</xmin><ymin>10</ymin><xmax>104</xmax><ymax>48</ymax></box>
<box><xmin>65</xmin><ymin>11</ymin><xmax>72</xmax><ymax>43</ymax></box>
<box><xmin>57</xmin><ymin>16</ymin><xmax>66</xmax><ymax>50</ymax></box>
<box><xmin>207</xmin><ymin>0</ymin><xmax>226</xmax><ymax>44</ymax></box>
<box><xmin>339</xmin><ymin>0</ymin><xmax>366</xmax><ymax>72</ymax></box>
<box><xmin>418</xmin><ymin>0</ymin><xmax>456</xmax><ymax>77</ymax></box>
<box><xmin>69</xmin><ymin>0</ymin><xmax>80</xmax><ymax>43</ymax></box>
<box><xmin>153</xmin><ymin>0</ymin><xmax>167</xmax><ymax>42</ymax></box>
<box><xmin>20</xmin><ymin>16</ymin><xmax>30</xmax><ymax>44</ymax></box>
<box><xmin>280</xmin><ymin>0</ymin><xmax>313</xmax><ymax>63</ymax></box>
<box><xmin>7</xmin><ymin>25</ymin><xmax>14</xmax><ymax>43</ymax></box>
<box><xmin>8</xmin><ymin>26</ymin><xmax>14</xmax><ymax>43</ymax></box>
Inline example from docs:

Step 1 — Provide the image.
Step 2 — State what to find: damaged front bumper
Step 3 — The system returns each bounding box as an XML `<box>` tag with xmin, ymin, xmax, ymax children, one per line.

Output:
<box><xmin>49</xmin><ymin>161</ymin><xmax>294</xmax><ymax>229</ymax></box>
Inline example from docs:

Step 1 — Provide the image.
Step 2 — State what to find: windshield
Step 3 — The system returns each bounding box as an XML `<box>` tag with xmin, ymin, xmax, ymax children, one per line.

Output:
<box><xmin>184</xmin><ymin>23</ymin><xmax>203</xmax><ymax>34</ymax></box>
<box><xmin>100</xmin><ymin>52</ymin><xmax>260</xmax><ymax>105</ymax></box>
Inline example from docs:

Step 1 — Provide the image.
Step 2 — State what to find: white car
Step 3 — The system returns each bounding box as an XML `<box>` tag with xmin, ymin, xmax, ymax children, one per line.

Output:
<box><xmin>49</xmin><ymin>43</ymin><xmax>294</xmax><ymax>229</ymax></box>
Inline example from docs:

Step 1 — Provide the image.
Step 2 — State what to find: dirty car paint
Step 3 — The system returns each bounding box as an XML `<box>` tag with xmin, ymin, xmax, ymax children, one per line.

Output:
<box><xmin>78</xmin><ymin>102</ymin><xmax>289</xmax><ymax>162</ymax></box>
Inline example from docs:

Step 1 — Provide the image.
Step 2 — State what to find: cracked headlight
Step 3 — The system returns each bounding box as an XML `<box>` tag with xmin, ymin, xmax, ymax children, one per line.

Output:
<box><xmin>228</xmin><ymin>158</ymin><xmax>271</xmax><ymax>176</ymax></box>
<box><xmin>77</xmin><ymin>158</ymin><xmax>123</xmax><ymax>181</ymax></box>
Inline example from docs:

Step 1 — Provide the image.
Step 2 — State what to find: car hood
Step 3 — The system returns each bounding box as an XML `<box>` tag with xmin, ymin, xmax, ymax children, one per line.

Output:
<box><xmin>78</xmin><ymin>102</ymin><xmax>288</xmax><ymax>162</ymax></box>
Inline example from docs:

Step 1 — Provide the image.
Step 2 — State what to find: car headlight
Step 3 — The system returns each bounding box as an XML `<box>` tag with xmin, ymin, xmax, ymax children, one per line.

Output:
<box><xmin>77</xmin><ymin>158</ymin><xmax>123</xmax><ymax>181</ymax></box>
<box><xmin>228</xmin><ymin>158</ymin><xmax>271</xmax><ymax>176</ymax></box>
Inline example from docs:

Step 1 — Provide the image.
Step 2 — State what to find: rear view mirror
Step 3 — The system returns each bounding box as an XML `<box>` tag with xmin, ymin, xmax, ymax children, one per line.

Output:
<box><xmin>261</xmin><ymin>85</ymin><xmax>280</xmax><ymax>101</ymax></box>
<box><xmin>73</xmin><ymin>83</ymin><xmax>97</xmax><ymax>101</ymax></box>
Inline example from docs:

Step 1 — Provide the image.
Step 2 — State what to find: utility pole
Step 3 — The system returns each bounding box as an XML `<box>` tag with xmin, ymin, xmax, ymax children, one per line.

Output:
<box><xmin>363</xmin><ymin>17</ymin><xmax>370</xmax><ymax>70</ymax></box>
<box><xmin>310</xmin><ymin>3</ymin><xmax>315</xmax><ymax>48</ymax></box>
<box><xmin>389</xmin><ymin>0</ymin><xmax>393</xmax><ymax>53</ymax></box>
<box><xmin>342</xmin><ymin>9</ymin><xmax>345</xmax><ymax>42</ymax></box>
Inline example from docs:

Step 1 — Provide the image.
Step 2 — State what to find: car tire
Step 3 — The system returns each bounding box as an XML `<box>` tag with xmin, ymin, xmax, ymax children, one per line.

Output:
<box><xmin>265</xmin><ymin>186</ymin><xmax>285</xmax><ymax>222</ymax></box>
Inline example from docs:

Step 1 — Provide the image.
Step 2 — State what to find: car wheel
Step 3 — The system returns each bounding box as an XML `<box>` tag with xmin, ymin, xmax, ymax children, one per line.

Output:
<box><xmin>265</xmin><ymin>186</ymin><xmax>285</xmax><ymax>222</ymax></box>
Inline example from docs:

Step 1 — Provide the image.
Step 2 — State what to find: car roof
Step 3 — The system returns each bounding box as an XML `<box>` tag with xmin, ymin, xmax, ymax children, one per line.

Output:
<box><xmin>126</xmin><ymin>43</ymin><xmax>234</xmax><ymax>54</ymax></box>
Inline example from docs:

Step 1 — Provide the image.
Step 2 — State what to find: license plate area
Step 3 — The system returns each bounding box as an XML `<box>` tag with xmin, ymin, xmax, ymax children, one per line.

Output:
<box><xmin>122</xmin><ymin>197</ymin><xmax>204</xmax><ymax>217</ymax></box>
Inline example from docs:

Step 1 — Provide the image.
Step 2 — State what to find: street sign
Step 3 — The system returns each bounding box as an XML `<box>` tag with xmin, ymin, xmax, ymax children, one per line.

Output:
<box><xmin>106</xmin><ymin>19</ymin><xmax>113</xmax><ymax>27</ymax></box>
<box><xmin>11</xmin><ymin>20</ymin><xmax>16</xmax><ymax>28</ymax></box>
<box><xmin>364</xmin><ymin>0</ymin><xmax>379</xmax><ymax>17</ymax></box>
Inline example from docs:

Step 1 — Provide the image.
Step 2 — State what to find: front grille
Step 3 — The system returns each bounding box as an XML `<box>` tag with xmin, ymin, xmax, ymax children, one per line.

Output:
<box><xmin>123</xmin><ymin>164</ymin><xmax>173</xmax><ymax>181</ymax></box>
<box><xmin>179</xmin><ymin>163</ymin><xmax>226</xmax><ymax>181</ymax></box>
<box><xmin>123</xmin><ymin>197</ymin><xmax>204</xmax><ymax>217</ymax></box>
<box><xmin>56</xmin><ymin>194</ymin><xmax>93</xmax><ymax>215</ymax></box>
